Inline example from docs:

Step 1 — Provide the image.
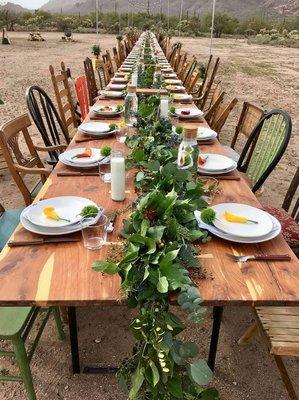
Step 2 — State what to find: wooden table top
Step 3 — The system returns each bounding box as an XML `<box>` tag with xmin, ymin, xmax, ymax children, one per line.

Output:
<box><xmin>0</xmin><ymin>58</ymin><xmax>298</xmax><ymax>308</ymax></box>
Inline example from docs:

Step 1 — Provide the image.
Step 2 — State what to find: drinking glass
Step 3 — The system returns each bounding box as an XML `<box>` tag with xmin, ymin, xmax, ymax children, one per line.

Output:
<box><xmin>81</xmin><ymin>214</ymin><xmax>108</xmax><ymax>250</ymax></box>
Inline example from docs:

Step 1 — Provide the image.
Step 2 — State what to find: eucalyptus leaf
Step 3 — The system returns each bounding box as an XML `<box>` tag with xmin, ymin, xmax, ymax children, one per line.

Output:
<box><xmin>187</xmin><ymin>360</ymin><xmax>213</xmax><ymax>386</ymax></box>
<box><xmin>129</xmin><ymin>364</ymin><xmax>144</xmax><ymax>399</ymax></box>
<box><xmin>157</xmin><ymin>276</ymin><xmax>169</xmax><ymax>293</ymax></box>
<box><xmin>92</xmin><ymin>261</ymin><xmax>118</xmax><ymax>275</ymax></box>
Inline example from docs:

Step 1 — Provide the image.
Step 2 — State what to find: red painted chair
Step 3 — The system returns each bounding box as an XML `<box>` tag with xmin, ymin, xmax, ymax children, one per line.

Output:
<box><xmin>74</xmin><ymin>76</ymin><xmax>89</xmax><ymax>121</ymax></box>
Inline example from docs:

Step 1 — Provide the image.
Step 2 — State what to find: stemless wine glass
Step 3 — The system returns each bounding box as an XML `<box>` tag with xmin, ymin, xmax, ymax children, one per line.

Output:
<box><xmin>81</xmin><ymin>214</ymin><xmax>108</xmax><ymax>250</ymax></box>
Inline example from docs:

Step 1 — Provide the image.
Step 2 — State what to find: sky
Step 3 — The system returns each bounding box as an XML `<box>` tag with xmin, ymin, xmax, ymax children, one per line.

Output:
<box><xmin>3</xmin><ymin>0</ymin><xmax>48</xmax><ymax>9</ymax></box>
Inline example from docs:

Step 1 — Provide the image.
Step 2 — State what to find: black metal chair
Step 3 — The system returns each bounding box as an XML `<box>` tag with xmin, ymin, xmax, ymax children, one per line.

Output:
<box><xmin>26</xmin><ymin>85</ymin><xmax>69</xmax><ymax>165</ymax></box>
<box><xmin>237</xmin><ymin>109</ymin><xmax>292</xmax><ymax>193</ymax></box>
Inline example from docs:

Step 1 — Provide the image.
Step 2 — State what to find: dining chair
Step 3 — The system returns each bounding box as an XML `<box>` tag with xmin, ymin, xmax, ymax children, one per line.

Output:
<box><xmin>185</xmin><ymin>70</ymin><xmax>201</xmax><ymax>94</ymax></box>
<box><xmin>74</xmin><ymin>76</ymin><xmax>89</xmax><ymax>121</ymax></box>
<box><xmin>182</xmin><ymin>57</ymin><xmax>198</xmax><ymax>87</ymax></box>
<box><xmin>0</xmin><ymin>202</ymin><xmax>23</xmax><ymax>250</ymax></box>
<box><xmin>238</xmin><ymin>306</ymin><xmax>299</xmax><ymax>400</ymax></box>
<box><xmin>96</xmin><ymin>60</ymin><xmax>109</xmax><ymax>90</ymax></box>
<box><xmin>26</xmin><ymin>85</ymin><xmax>69</xmax><ymax>164</ymax></box>
<box><xmin>0</xmin><ymin>306</ymin><xmax>65</xmax><ymax>400</ymax></box>
<box><xmin>84</xmin><ymin>57</ymin><xmax>99</xmax><ymax>106</ymax></box>
<box><xmin>205</xmin><ymin>93</ymin><xmax>238</xmax><ymax>134</ymax></box>
<box><xmin>104</xmin><ymin>49</ymin><xmax>115</xmax><ymax>78</ymax></box>
<box><xmin>0</xmin><ymin>114</ymin><xmax>64</xmax><ymax>206</ymax></box>
<box><xmin>49</xmin><ymin>64</ymin><xmax>78</xmax><ymax>138</ymax></box>
<box><xmin>194</xmin><ymin>56</ymin><xmax>220</xmax><ymax>110</ymax></box>
<box><xmin>113</xmin><ymin>47</ymin><xmax>121</xmax><ymax>69</ymax></box>
<box><xmin>237</xmin><ymin>109</ymin><xmax>292</xmax><ymax>193</ymax></box>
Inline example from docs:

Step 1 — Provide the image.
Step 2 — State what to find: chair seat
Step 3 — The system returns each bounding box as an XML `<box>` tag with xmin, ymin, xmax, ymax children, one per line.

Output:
<box><xmin>256</xmin><ymin>307</ymin><xmax>299</xmax><ymax>357</ymax></box>
<box><xmin>0</xmin><ymin>307</ymin><xmax>34</xmax><ymax>338</ymax></box>
<box><xmin>0</xmin><ymin>208</ymin><xmax>24</xmax><ymax>250</ymax></box>
<box><xmin>263</xmin><ymin>205</ymin><xmax>299</xmax><ymax>249</ymax></box>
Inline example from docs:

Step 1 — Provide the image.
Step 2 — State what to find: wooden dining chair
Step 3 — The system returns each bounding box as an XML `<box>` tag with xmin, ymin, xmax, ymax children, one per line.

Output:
<box><xmin>239</xmin><ymin>306</ymin><xmax>299</xmax><ymax>400</ymax></box>
<box><xmin>182</xmin><ymin>57</ymin><xmax>198</xmax><ymax>87</ymax></box>
<box><xmin>0</xmin><ymin>305</ymin><xmax>65</xmax><ymax>400</ymax></box>
<box><xmin>194</xmin><ymin>56</ymin><xmax>220</xmax><ymax>110</ymax></box>
<box><xmin>84</xmin><ymin>57</ymin><xmax>98</xmax><ymax>106</ymax></box>
<box><xmin>49</xmin><ymin>64</ymin><xmax>78</xmax><ymax>138</ymax></box>
<box><xmin>74</xmin><ymin>76</ymin><xmax>89</xmax><ymax>121</ymax></box>
<box><xmin>96</xmin><ymin>60</ymin><xmax>109</xmax><ymax>90</ymax></box>
<box><xmin>0</xmin><ymin>202</ymin><xmax>23</xmax><ymax>250</ymax></box>
<box><xmin>113</xmin><ymin>47</ymin><xmax>121</xmax><ymax>69</ymax></box>
<box><xmin>205</xmin><ymin>93</ymin><xmax>238</xmax><ymax>134</ymax></box>
<box><xmin>237</xmin><ymin>109</ymin><xmax>292</xmax><ymax>193</ymax></box>
<box><xmin>104</xmin><ymin>49</ymin><xmax>115</xmax><ymax>78</ymax></box>
<box><xmin>0</xmin><ymin>114</ymin><xmax>64</xmax><ymax>206</ymax></box>
<box><xmin>26</xmin><ymin>85</ymin><xmax>69</xmax><ymax>164</ymax></box>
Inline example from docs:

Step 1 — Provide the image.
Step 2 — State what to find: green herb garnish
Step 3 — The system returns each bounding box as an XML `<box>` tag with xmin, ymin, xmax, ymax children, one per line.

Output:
<box><xmin>201</xmin><ymin>208</ymin><xmax>216</xmax><ymax>225</ymax></box>
<box><xmin>109</xmin><ymin>123</ymin><xmax>118</xmax><ymax>132</ymax></box>
<box><xmin>100</xmin><ymin>145</ymin><xmax>112</xmax><ymax>157</ymax></box>
<box><xmin>115</xmin><ymin>104</ymin><xmax>123</xmax><ymax>112</ymax></box>
<box><xmin>80</xmin><ymin>205</ymin><xmax>99</xmax><ymax>218</ymax></box>
<box><xmin>175</xmin><ymin>126</ymin><xmax>183</xmax><ymax>134</ymax></box>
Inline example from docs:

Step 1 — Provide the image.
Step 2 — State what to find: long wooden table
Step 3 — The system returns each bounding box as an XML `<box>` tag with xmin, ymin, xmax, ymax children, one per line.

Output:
<box><xmin>0</xmin><ymin>39</ymin><xmax>298</xmax><ymax>375</ymax></box>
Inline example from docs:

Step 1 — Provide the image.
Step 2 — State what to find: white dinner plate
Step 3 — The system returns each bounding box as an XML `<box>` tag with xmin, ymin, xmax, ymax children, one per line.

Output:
<box><xmin>59</xmin><ymin>152</ymin><xmax>110</xmax><ymax>169</ymax></box>
<box><xmin>62</xmin><ymin>147</ymin><xmax>104</xmax><ymax>165</ymax></box>
<box><xmin>91</xmin><ymin>104</ymin><xmax>123</xmax><ymax>116</ymax></box>
<box><xmin>165</xmin><ymin>79</ymin><xmax>182</xmax><ymax>85</ymax></box>
<box><xmin>163</xmin><ymin>73</ymin><xmax>177</xmax><ymax>79</ymax></box>
<box><xmin>119</xmin><ymin>67</ymin><xmax>132</xmax><ymax>72</ymax></box>
<box><xmin>197</xmin><ymin>153</ymin><xmax>235</xmax><ymax>172</ymax></box>
<box><xmin>78</xmin><ymin>122</ymin><xmax>110</xmax><ymax>134</ymax></box>
<box><xmin>212</xmin><ymin>203</ymin><xmax>274</xmax><ymax>238</ymax></box>
<box><xmin>173</xmin><ymin>94</ymin><xmax>193</xmax><ymax>101</ymax></box>
<box><xmin>197</xmin><ymin>127</ymin><xmax>218</xmax><ymax>141</ymax></box>
<box><xmin>194</xmin><ymin>210</ymin><xmax>281</xmax><ymax>244</ymax></box>
<box><xmin>25</xmin><ymin>196</ymin><xmax>99</xmax><ymax>228</ymax></box>
<box><xmin>167</xmin><ymin>85</ymin><xmax>185</xmax><ymax>92</ymax></box>
<box><xmin>107</xmin><ymin>84</ymin><xmax>127</xmax><ymax>90</ymax></box>
<box><xmin>172</xmin><ymin>108</ymin><xmax>204</xmax><ymax>119</ymax></box>
<box><xmin>99</xmin><ymin>90</ymin><xmax>124</xmax><ymax>98</ymax></box>
<box><xmin>112</xmin><ymin>77</ymin><xmax>128</xmax><ymax>83</ymax></box>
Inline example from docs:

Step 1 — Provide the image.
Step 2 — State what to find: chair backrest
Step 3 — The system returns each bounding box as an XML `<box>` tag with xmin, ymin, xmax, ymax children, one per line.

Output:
<box><xmin>105</xmin><ymin>50</ymin><xmax>114</xmax><ymax>77</ymax></box>
<box><xmin>74</xmin><ymin>76</ymin><xmax>89</xmax><ymax>121</ymax></box>
<box><xmin>113</xmin><ymin>47</ymin><xmax>121</xmax><ymax>69</ymax></box>
<box><xmin>84</xmin><ymin>57</ymin><xmax>98</xmax><ymax>106</ymax></box>
<box><xmin>237</xmin><ymin>109</ymin><xmax>292</xmax><ymax>193</ymax></box>
<box><xmin>185</xmin><ymin>70</ymin><xmax>201</xmax><ymax>94</ymax></box>
<box><xmin>26</xmin><ymin>85</ymin><xmax>70</xmax><ymax>164</ymax></box>
<box><xmin>0</xmin><ymin>114</ymin><xmax>47</xmax><ymax>205</ymax></box>
<box><xmin>230</xmin><ymin>102</ymin><xmax>265</xmax><ymax>150</ymax></box>
<box><xmin>49</xmin><ymin>64</ymin><xmax>77</xmax><ymax>137</ymax></box>
<box><xmin>97</xmin><ymin>61</ymin><xmax>109</xmax><ymax>90</ymax></box>
<box><xmin>282</xmin><ymin>167</ymin><xmax>299</xmax><ymax>222</ymax></box>
<box><xmin>206</xmin><ymin>93</ymin><xmax>238</xmax><ymax>134</ymax></box>
<box><xmin>182</xmin><ymin>58</ymin><xmax>198</xmax><ymax>86</ymax></box>
<box><xmin>199</xmin><ymin>56</ymin><xmax>220</xmax><ymax>109</ymax></box>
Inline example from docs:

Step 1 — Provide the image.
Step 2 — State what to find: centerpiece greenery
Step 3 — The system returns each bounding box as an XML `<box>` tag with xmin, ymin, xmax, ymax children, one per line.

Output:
<box><xmin>93</xmin><ymin>35</ymin><xmax>218</xmax><ymax>400</ymax></box>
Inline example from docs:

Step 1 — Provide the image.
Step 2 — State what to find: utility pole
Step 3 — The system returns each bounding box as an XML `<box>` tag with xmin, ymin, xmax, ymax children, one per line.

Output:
<box><xmin>96</xmin><ymin>0</ymin><xmax>99</xmax><ymax>41</ymax></box>
<box><xmin>167</xmin><ymin>0</ymin><xmax>170</xmax><ymax>31</ymax></box>
<box><xmin>147</xmin><ymin>0</ymin><xmax>150</xmax><ymax>15</ymax></box>
<box><xmin>210</xmin><ymin>0</ymin><xmax>216</xmax><ymax>55</ymax></box>
<box><xmin>178</xmin><ymin>0</ymin><xmax>184</xmax><ymax>37</ymax></box>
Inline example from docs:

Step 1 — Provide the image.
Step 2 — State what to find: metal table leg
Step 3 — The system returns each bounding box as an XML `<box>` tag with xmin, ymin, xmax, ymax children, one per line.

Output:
<box><xmin>67</xmin><ymin>306</ymin><xmax>80</xmax><ymax>374</ymax></box>
<box><xmin>208</xmin><ymin>306</ymin><xmax>223</xmax><ymax>371</ymax></box>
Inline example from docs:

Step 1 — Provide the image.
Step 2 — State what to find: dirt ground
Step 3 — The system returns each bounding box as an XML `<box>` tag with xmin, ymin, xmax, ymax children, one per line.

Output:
<box><xmin>0</xmin><ymin>32</ymin><xmax>298</xmax><ymax>399</ymax></box>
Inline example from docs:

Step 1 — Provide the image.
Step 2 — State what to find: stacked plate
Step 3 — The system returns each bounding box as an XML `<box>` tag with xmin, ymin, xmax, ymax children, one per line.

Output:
<box><xmin>78</xmin><ymin>122</ymin><xmax>116</xmax><ymax>137</ymax></box>
<box><xmin>99</xmin><ymin>90</ymin><xmax>124</xmax><ymax>99</ymax></box>
<box><xmin>171</xmin><ymin>108</ymin><xmax>204</xmax><ymax>119</ymax></box>
<box><xmin>167</xmin><ymin>85</ymin><xmax>185</xmax><ymax>93</ymax></box>
<box><xmin>165</xmin><ymin>79</ymin><xmax>182</xmax><ymax>85</ymax></box>
<box><xmin>91</xmin><ymin>104</ymin><xmax>123</xmax><ymax>117</ymax></box>
<box><xmin>194</xmin><ymin>203</ymin><xmax>281</xmax><ymax>243</ymax></box>
<box><xmin>59</xmin><ymin>147</ymin><xmax>110</xmax><ymax>169</ymax></box>
<box><xmin>107</xmin><ymin>83</ymin><xmax>127</xmax><ymax>91</ymax></box>
<box><xmin>197</xmin><ymin>153</ymin><xmax>237</xmax><ymax>175</ymax></box>
<box><xmin>119</xmin><ymin>66</ymin><xmax>132</xmax><ymax>72</ymax></box>
<box><xmin>163</xmin><ymin>73</ymin><xmax>178</xmax><ymax>79</ymax></box>
<box><xmin>112</xmin><ymin>76</ymin><xmax>128</xmax><ymax>83</ymax></box>
<box><xmin>173</xmin><ymin>93</ymin><xmax>193</xmax><ymax>102</ymax></box>
<box><xmin>197</xmin><ymin>127</ymin><xmax>217</xmax><ymax>141</ymax></box>
<box><xmin>21</xmin><ymin>197</ymin><xmax>103</xmax><ymax>236</ymax></box>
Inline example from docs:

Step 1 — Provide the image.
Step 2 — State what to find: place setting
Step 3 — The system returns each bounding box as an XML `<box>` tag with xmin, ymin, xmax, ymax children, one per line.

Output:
<box><xmin>194</xmin><ymin>203</ymin><xmax>283</xmax><ymax>245</ymax></box>
<box><xmin>77</xmin><ymin>121</ymin><xmax>119</xmax><ymax>139</ymax></box>
<box><xmin>90</xmin><ymin>104</ymin><xmax>124</xmax><ymax>119</ymax></box>
<box><xmin>99</xmin><ymin>89</ymin><xmax>125</xmax><ymax>99</ymax></box>
<box><xmin>170</xmin><ymin>106</ymin><xmax>204</xmax><ymax>120</ymax></box>
<box><xmin>58</xmin><ymin>146</ymin><xmax>111</xmax><ymax>171</ymax></box>
<box><xmin>197</xmin><ymin>152</ymin><xmax>238</xmax><ymax>177</ymax></box>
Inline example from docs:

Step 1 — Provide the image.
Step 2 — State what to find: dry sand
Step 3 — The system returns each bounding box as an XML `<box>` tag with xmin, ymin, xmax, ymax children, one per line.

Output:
<box><xmin>0</xmin><ymin>32</ymin><xmax>298</xmax><ymax>399</ymax></box>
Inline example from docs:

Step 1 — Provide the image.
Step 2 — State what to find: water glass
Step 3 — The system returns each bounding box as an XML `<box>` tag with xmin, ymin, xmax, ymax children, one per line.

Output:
<box><xmin>81</xmin><ymin>214</ymin><xmax>108</xmax><ymax>250</ymax></box>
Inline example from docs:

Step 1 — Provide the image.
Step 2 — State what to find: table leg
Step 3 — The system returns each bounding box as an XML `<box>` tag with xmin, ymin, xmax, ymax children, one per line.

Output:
<box><xmin>208</xmin><ymin>306</ymin><xmax>223</xmax><ymax>372</ymax></box>
<box><xmin>67</xmin><ymin>306</ymin><xmax>80</xmax><ymax>374</ymax></box>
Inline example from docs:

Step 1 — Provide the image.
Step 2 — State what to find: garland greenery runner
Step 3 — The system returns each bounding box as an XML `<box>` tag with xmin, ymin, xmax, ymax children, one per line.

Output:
<box><xmin>93</xmin><ymin>34</ymin><xmax>219</xmax><ymax>400</ymax></box>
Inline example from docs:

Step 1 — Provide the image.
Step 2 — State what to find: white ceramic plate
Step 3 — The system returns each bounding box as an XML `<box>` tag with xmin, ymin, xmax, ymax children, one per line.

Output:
<box><xmin>212</xmin><ymin>203</ymin><xmax>274</xmax><ymax>238</ymax></box>
<box><xmin>107</xmin><ymin>84</ymin><xmax>126</xmax><ymax>90</ymax></box>
<box><xmin>197</xmin><ymin>153</ymin><xmax>235</xmax><ymax>172</ymax></box>
<box><xmin>25</xmin><ymin>196</ymin><xmax>99</xmax><ymax>228</ymax></box>
<box><xmin>194</xmin><ymin>210</ymin><xmax>281</xmax><ymax>244</ymax></box>
<box><xmin>91</xmin><ymin>104</ymin><xmax>123</xmax><ymax>116</ymax></box>
<box><xmin>100</xmin><ymin>90</ymin><xmax>124</xmax><ymax>98</ymax></box>
<box><xmin>165</xmin><ymin>79</ymin><xmax>182</xmax><ymax>85</ymax></box>
<box><xmin>112</xmin><ymin>77</ymin><xmax>128</xmax><ymax>83</ymax></box>
<box><xmin>119</xmin><ymin>67</ymin><xmax>132</xmax><ymax>72</ymax></box>
<box><xmin>173</xmin><ymin>108</ymin><xmax>204</xmax><ymax>119</ymax></box>
<box><xmin>197</xmin><ymin>127</ymin><xmax>218</xmax><ymax>141</ymax></box>
<box><xmin>59</xmin><ymin>152</ymin><xmax>109</xmax><ymax>169</ymax></box>
<box><xmin>78</xmin><ymin>122</ymin><xmax>110</xmax><ymax>134</ymax></box>
<box><xmin>173</xmin><ymin>94</ymin><xmax>193</xmax><ymax>101</ymax></box>
<box><xmin>167</xmin><ymin>85</ymin><xmax>185</xmax><ymax>92</ymax></box>
<box><xmin>62</xmin><ymin>148</ymin><xmax>104</xmax><ymax>165</ymax></box>
<box><xmin>163</xmin><ymin>73</ymin><xmax>177</xmax><ymax>79</ymax></box>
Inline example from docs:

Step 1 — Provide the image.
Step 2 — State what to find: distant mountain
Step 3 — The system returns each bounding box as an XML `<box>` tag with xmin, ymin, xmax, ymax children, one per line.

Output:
<box><xmin>0</xmin><ymin>2</ymin><xmax>31</xmax><ymax>13</ymax></box>
<box><xmin>41</xmin><ymin>0</ymin><xmax>299</xmax><ymax>18</ymax></box>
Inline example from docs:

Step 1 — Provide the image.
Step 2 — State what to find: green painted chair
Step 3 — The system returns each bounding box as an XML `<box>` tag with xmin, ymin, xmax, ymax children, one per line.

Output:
<box><xmin>237</xmin><ymin>109</ymin><xmax>292</xmax><ymax>193</ymax></box>
<box><xmin>0</xmin><ymin>204</ymin><xmax>66</xmax><ymax>400</ymax></box>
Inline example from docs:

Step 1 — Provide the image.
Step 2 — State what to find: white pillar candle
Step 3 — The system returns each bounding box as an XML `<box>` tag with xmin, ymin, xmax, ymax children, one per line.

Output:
<box><xmin>131</xmin><ymin>72</ymin><xmax>138</xmax><ymax>87</ymax></box>
<box><xmin>160</xmin><ymin>98</ymin><xmax>169</xmax><ymax>118</ymax></box>
<box><xmin>111</xmin><ymin>151</ymin><xmax>126</xmax><ymax>201</ymax></box>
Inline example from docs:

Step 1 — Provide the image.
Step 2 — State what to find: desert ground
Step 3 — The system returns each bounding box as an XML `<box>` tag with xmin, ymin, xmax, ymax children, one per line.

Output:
<box><xmin>0</xmin><ymin>32</ymin><xmax>298</xmax><ymax>399</ymax></box>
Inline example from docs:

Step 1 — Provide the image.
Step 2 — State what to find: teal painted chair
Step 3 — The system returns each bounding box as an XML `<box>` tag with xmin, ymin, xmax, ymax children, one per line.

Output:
<box><xmin>0</xmin><ymin>203</ymin><xmax>66</xmax><ymax>400</ymax></box>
